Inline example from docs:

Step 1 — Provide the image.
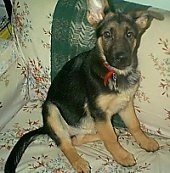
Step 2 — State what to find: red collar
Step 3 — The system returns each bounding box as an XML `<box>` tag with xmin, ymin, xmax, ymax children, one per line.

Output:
<box><xmin>103</xmin><ymin>63</ymin><xmax>116</xmax><ymax>86</ymax></box>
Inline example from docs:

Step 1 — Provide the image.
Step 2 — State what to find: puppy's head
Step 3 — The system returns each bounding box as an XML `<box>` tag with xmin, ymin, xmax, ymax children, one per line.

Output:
<box><xmin>87</xmin><ymin>0</ymin><xmax>164</xmax><ymax>75</ymax></box>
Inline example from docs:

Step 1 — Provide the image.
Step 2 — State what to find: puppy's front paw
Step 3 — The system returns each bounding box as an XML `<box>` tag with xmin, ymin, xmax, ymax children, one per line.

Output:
<box><xmin>139</xmin><ymin>137</ymin><xmax>159</xmax><ymax>152</ymax></box>
<box><xmin>72</xmin><ymin>157</ymin><xmax>91</xmax><ymax>173</ymax></box>
<box><xmin>115</xmin><ymin>151</ymin><xmax>136</xmax><ymax>167</ymax></box>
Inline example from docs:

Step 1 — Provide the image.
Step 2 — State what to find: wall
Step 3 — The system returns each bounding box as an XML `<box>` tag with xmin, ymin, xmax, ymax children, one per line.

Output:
<box><xmin>125</xmin><ymin>0</ymin><xmax>170</xmax><ymax>11</ymax></box>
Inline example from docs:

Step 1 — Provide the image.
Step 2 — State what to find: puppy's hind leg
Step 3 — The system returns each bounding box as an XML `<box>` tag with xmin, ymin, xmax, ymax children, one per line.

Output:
<box><xmin>71</xmin><ymin>128</ymin><xmax>120</xmax><ymax>146</ymax></box>
<box><xmin>42</xmin><ymin>101</ymin><xmax>91</xmax><ymax>173</ymax></box>
<box><xmin>71</xmin><ymin>133</ymin><xmax>101</xmax><ymax>146</ymax></box>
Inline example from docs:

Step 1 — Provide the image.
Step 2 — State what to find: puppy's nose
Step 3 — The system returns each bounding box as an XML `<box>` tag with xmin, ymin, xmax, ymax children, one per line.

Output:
<box><xmin>115</xmin><ymin>52</ymin><xmax>127</xmax><ymax>61</ymax></box>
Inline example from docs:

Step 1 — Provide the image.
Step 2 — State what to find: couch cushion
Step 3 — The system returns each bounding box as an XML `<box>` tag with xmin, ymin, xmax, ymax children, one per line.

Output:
<box><xmin>0</xmin><ymin>39</ymin><xmax>29</xmax><ymax>129</ymax></box>
<box><xmin>1</xmin><ymin>100</ymin><xmax>170</xmax><ymax>173</ymax></box>
<box><xmin>11</xmin><ymin>0</ymin><xmax>58</xmax><ymax>100</ymax></box>
<box><xmin>135</xmin><ymin>8</ymin><xmax>170</xmax><ymax>137</ymax></box>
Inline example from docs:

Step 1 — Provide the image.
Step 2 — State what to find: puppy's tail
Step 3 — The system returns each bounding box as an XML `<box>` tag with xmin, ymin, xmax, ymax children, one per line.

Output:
<box><xmin>4</xmin><ymin>127</ymin><xmax>46</xmax><ymax>173</ymax></box>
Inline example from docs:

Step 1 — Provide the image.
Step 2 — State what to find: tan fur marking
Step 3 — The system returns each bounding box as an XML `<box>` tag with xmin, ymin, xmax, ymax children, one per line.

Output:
<box><xmin>60</xmin><ymin>143</ymin><xmax>90</xmax><ymax>172</ymax></box>
<box><xmin>95</xmin><ymin>120</ymin><xmax>136</xmax><ymax>166</ymax></box>
<box><xmin>96</xmin><ymin>94</ymin><xmax>119</xmax><ymax>117</ymax></box>
<box><xmin>96</xmin><ymin>93</ymin><xmax>131</xmax><ymax>118</ymax></box>
<box><xmin>46</xmin><ymin>102</ymin><xmax>91</xmax><ymax>172</ymax></box>
<box><xmin>97</xmin><ymin>37</ymin><xmax>106</xmax><ymax>60</ymax></box>
<box><xmin>47</xmin><ymin>103</ymin><xmax>69</xmax><ymax>139</ymax></box>
<box><xmin>119</xmin><ymin>101</ymin><xmax>159</xmax><ymax>152</ymax></box>
<box><xmin>72</xmin><ymin>133</ymin><xmax>100</xmax><ymax>146</ymax></box>
<box><xmin>96</xmin><ymin>82</ymin><xmax>138</xmax><ymax>118</ymax></box>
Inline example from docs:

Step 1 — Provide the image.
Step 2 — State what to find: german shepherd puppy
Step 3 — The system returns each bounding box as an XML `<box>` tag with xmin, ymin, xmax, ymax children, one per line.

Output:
<box><xmin>5</xmin><ymin>0</ymin><xmax>163</xmax><ymax>172</ymax></box>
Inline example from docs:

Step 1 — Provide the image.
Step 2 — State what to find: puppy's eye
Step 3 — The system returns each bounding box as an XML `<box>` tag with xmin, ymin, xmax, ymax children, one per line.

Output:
<box><xmin>126</xmin><ymin>31</ymin><xmax>134</xmax><ymax>38</ymax></box>
<box><xmin>103</xmin><ymin>31</ymin><xmax>112</xmax><ymax>39</ymax></box>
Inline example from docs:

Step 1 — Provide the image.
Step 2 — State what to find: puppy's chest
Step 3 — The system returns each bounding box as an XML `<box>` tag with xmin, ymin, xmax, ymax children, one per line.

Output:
<box><xmin>96</xmin><ymin>85</ymin><xmax>138</xmax><ymax>117</ymax></box>
<box><xmin>67</xmin><ymin>88</ymin><xmax>137</xmax><ymax>136</ymax></box>
<box><xmin>65</xmin><ymin>85</ymin><xmax>138</xmax><ymax>136</ymax></box>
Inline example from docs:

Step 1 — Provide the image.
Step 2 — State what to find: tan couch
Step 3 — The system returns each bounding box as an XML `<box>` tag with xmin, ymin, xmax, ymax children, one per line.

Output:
<box><xmin>0</xmin><ymin>0</ymin><xmax>170</xmax><ymax>172</ymax></box>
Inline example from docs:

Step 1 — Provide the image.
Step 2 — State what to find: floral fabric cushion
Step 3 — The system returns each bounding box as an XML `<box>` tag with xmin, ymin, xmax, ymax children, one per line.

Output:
<box><xmin>0</xmin><ymin>39</ymin><xmax>28</xmax><ymax>129</ymax></box>
<box><xmin>0</xmin><ymin>0</ymin><xmax>58</xmax><ymax>129</ymax></box>
<box><xmin>135</xmin><ymin>8</ymin><xmax>170</xmax><ymax>137</ymax></box>
<box><xmin>0</xmin><ymin>100</ymin><xmax>170</xmax><ymax>173</ymax></box>
<box><xmin>12</xmin><ymin>0</ymin><xmax>58</xmax><ymax>101</ymax></box>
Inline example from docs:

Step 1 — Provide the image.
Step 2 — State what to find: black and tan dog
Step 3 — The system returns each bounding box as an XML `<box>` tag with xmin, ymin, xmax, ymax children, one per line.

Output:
<box><xmin>5</xmin><ymin>0</ymin><xmax>163</xmax><ymax>173</ymax></box>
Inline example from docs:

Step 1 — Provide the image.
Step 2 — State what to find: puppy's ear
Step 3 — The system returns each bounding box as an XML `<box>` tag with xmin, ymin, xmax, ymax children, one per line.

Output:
<box><xmin>131</xmin><ymin>10</ymin><xmax>164</xmax><ymax>34</ymax></box>
<box><xmin>86</xmin><ymin>0</ymin><xmax>110</xmax><ymax>27</ymax></box>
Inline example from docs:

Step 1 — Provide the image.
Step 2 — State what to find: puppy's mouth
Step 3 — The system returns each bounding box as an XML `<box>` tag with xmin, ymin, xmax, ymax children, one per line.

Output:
<box><xmin>109</xmin><ymin>60</ymin><xmax>131</xmax><ymax>70</ymax></box>
<box><xmin>104</xmin><ymin>50</ymin><xmax>132</xmax><ymax>71</ymax></box>
<box><xmin>103</xmin><ymin>59</ymin><xmax>132</xmax><ymax>75</ymax></box>
<box><xmin>110</xmin><ymin>54</ymin><xmax>132</xmax><ymax>69</ymax></box>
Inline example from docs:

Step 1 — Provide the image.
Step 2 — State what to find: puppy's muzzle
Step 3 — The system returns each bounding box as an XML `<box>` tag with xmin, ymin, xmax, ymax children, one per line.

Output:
<box><xmin>109</xmin><ymin>51</ymin><xmax>131</xmax><ymax>69</ymax></box>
